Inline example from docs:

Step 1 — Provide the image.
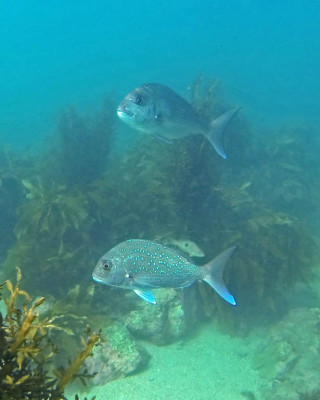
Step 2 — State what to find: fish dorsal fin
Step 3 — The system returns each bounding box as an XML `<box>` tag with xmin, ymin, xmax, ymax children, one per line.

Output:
<box><xmin>134</xmin><ymin>289</ymin><xmax>157</xmax><ymax>305</ymax></box>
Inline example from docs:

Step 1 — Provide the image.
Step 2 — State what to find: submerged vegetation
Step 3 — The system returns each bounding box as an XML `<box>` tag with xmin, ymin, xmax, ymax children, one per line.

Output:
<box><xmin>0</xmin><ymin>78</ymin><xmax>319</xmax><ymax>329</ymax></box>
<box><xmin>0</xmin><ymin>77</ymin><xmax>319</xmax><ymax>396</ymax></box>
<box><xmin>54</xmin><ymin>101</ymin><xmax>114</xmax><ymax>186</ymax></box>
<box><xmin>0</xmin><ymin>268</ymin><xmax>99</xmax><ymax>400</ymax></box>
<box><xmin>0</xmin><ymin>148</ymin><xmax>26</xmax><ymax>261</ymax></box>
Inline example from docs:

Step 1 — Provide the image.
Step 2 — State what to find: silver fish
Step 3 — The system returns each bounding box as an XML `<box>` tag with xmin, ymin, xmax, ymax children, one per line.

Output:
<box><xmin>117</xmin><ymin>83</ymin><xmax>239</xmax><ymax>159</ymax></box>
<box><xmin>92</xmin><ymin>239</ymin><xmax>236</xmax><ymax>306</ymax></box>
<box><xmin>167</xmin><ymin>238</ymin><xmax>205</xmax><ymax>258</ymax></box>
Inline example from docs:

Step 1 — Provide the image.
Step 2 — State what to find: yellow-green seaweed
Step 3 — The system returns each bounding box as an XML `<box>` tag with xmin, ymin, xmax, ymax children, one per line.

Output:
<box><xmin>0</xmin><ymin>268</ymin><xmax>100</xmax><ymax>400</ymax></box>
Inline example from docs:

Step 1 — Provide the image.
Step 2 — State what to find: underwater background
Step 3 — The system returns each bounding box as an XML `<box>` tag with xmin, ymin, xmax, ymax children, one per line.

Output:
<box><xmin>0</xmin><ymin>1</ymin><xmax>320</xmax><ymax>399</ymax></box>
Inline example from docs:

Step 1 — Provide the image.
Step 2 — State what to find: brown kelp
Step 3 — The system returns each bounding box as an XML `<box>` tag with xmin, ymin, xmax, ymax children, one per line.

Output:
<box><xmin>0</xmin><ymin>268</ymin><xmax>99</xmax><ymax>400</ymax></box>
<box><xmin>4</xmin><ymin>180</ymin><xmax>93</xmax><ymax>295</ymax></box>
<box><xmin>0</xmin><ymin>147</ymin><xmax>27</xmax><ymax>260</ymax></box>
<box><xmin>2</xmin><ymin>78</ymin><xmax>319</xmax><ymax>330</ymax></box>
<box><xmin>54</xmin><ymin>100</ymin><xmax>115</xmax><ymax>186</ymax></box>
<box><xmin>3</xmin><ymin>98</ymin><xmax>115</xmax><ymax>296</ymax></box>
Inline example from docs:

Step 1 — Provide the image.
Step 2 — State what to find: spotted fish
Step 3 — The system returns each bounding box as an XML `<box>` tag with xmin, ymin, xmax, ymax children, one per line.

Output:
<box><xmin>92</xmin><ymin>239</ymin><xmax>236</xmax><ymax>305</ymax></box>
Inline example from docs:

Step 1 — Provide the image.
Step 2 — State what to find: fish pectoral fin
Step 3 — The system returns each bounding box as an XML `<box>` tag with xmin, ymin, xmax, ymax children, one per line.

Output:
<box><xmin>134</xmin><ymin>289</ymin><xmax>157</xmax><ymax>305</ymax></box>
<box><xmin>153</xmin><ymin>134</ymin><xmax>173</xmax><ymax>144</ymax></box>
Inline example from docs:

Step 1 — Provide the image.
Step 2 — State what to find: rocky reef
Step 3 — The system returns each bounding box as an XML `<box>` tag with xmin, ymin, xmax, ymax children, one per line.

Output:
<box><xmin>85</xmin><ymin>322</ymin><xmax>149</xmax><ymax>386</ymax></box>
<box><xmin>255</xmin><ymin>307</ymin><xmax>320</xmax><ymax>400</ymax></box>
<box><xmin>125</xmin><ymin>289</ymin><xmax>186</xmax><ymax>345</ymax></box>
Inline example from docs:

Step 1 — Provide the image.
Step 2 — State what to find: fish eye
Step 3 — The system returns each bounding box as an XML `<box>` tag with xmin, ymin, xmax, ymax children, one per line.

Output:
<box><xmin>135</xmin><ymin>95</ymin><xmax>144</xmax><ymax>105</ymax></box>
<box><xmin>102</xmin><ymin>260</ymin><xmax>112</xmax><ymax>270</ymax></box>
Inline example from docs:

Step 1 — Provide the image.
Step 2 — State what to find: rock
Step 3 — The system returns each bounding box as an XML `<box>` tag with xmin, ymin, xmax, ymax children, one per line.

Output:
<box><xmin>84</xmin><ymin>322</ymin><xmax>149</xmax><ymax>385</ymax></box>
<box><xmin>125</xmin><ymin>288</ymin><xmax>192</xmax><ymax>345</ymax></box>
<box><xmin>254</xmin><ymin>307</ymin><xmax>320</xmax><ymax>399</ymax></box>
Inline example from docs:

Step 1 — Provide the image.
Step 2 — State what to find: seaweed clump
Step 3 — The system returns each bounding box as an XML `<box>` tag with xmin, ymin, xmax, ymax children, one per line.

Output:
<box><xmin>172</xmin><ymin>76</ymin><xmax>319</xmax><ymax>321</ymax></box>
<box><xmin>3</xmin><ymin>99</ymin><xmax>116</xmax><ymax>297</ymax></box>
<box><xmin>0</xmin><ymin>268</ymin><xmax>100</xmax><ymax>400</ymax></box>
<box><xmin>54</xmin><ymin>100</ymin><xmax>115</xmax><ymax>187</ymax></box>
<box><xmin>0</xmin><ymin>147</ymin><xmax>26</xmax><ymax>260</ymax></box>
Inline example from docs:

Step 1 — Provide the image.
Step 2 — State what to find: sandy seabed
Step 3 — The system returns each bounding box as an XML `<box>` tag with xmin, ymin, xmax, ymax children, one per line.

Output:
<box><xmin>67</xmin><ymin>322</ymin><xmax>263</xmax><ymax>400</ymax></box>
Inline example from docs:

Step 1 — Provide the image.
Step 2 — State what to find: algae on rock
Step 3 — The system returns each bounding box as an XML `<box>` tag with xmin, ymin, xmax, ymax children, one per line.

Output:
<box><xmin>254</xmin><ymin>307</ymin><xmax>320</xmax><ymax>400</ymax></box>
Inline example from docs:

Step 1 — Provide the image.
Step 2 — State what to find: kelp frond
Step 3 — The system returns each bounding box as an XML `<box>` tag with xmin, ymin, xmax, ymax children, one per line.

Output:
<box><xmin>0</xmin><ymin>268</ymin><xmax>100</xmax><ymax>400</ymax></box>
<box><xmin>15</xmin><ymin>180</ymin><xmax>89</xmax><ymax>243</ymax></box>
<box><xmin>56</xmin><ymin>327</ymin><xmax>100</xmax><ymax>391</ymax></box>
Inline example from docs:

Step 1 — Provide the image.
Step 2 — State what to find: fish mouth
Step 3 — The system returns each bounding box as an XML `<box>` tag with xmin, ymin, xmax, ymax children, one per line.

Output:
<box><xmin>117</xmin><ymin>108</ymin><xmax>134</xmax><ymax>118</ymax></box>
<box><xmin>92</xmin><ymin>275</ymin><xmax>104</xmax><ymax>283</ymax></box>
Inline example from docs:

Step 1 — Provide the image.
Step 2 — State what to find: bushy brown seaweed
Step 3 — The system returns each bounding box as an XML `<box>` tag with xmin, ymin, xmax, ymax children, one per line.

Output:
<box><xmin>0</xmin><ymin>268</ymin><xmax>100</xmax><ymax>400</ymax></box>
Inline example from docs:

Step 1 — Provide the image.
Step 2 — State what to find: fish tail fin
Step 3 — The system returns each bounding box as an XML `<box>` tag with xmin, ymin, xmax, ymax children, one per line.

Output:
<box><xmin>207</xmin><ymin>107</ymin><xmax>240</xmax><ymax>159</ymax></box>
<box><xmin>202</xmin><ymin>246</ymin><xmax>237</xmax><ymax>306</ymax></box>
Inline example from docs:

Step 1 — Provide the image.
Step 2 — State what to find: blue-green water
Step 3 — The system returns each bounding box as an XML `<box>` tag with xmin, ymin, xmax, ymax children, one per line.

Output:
<box><xmin>1</xmin><ymin>1</ymin><xmax>320</xmax><ymax>147</ymax></box>
<box><xmin>0</xmin><ymin>2</ymin><xmax>320</xmax><ymax>399</ymax></box>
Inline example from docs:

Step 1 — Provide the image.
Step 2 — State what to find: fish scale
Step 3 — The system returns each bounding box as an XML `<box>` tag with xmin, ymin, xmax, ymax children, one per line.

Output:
<box><xmin>118</xmin><ymin>240</ymin><xmax>199</xmax><ymax>283</ymax></box>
